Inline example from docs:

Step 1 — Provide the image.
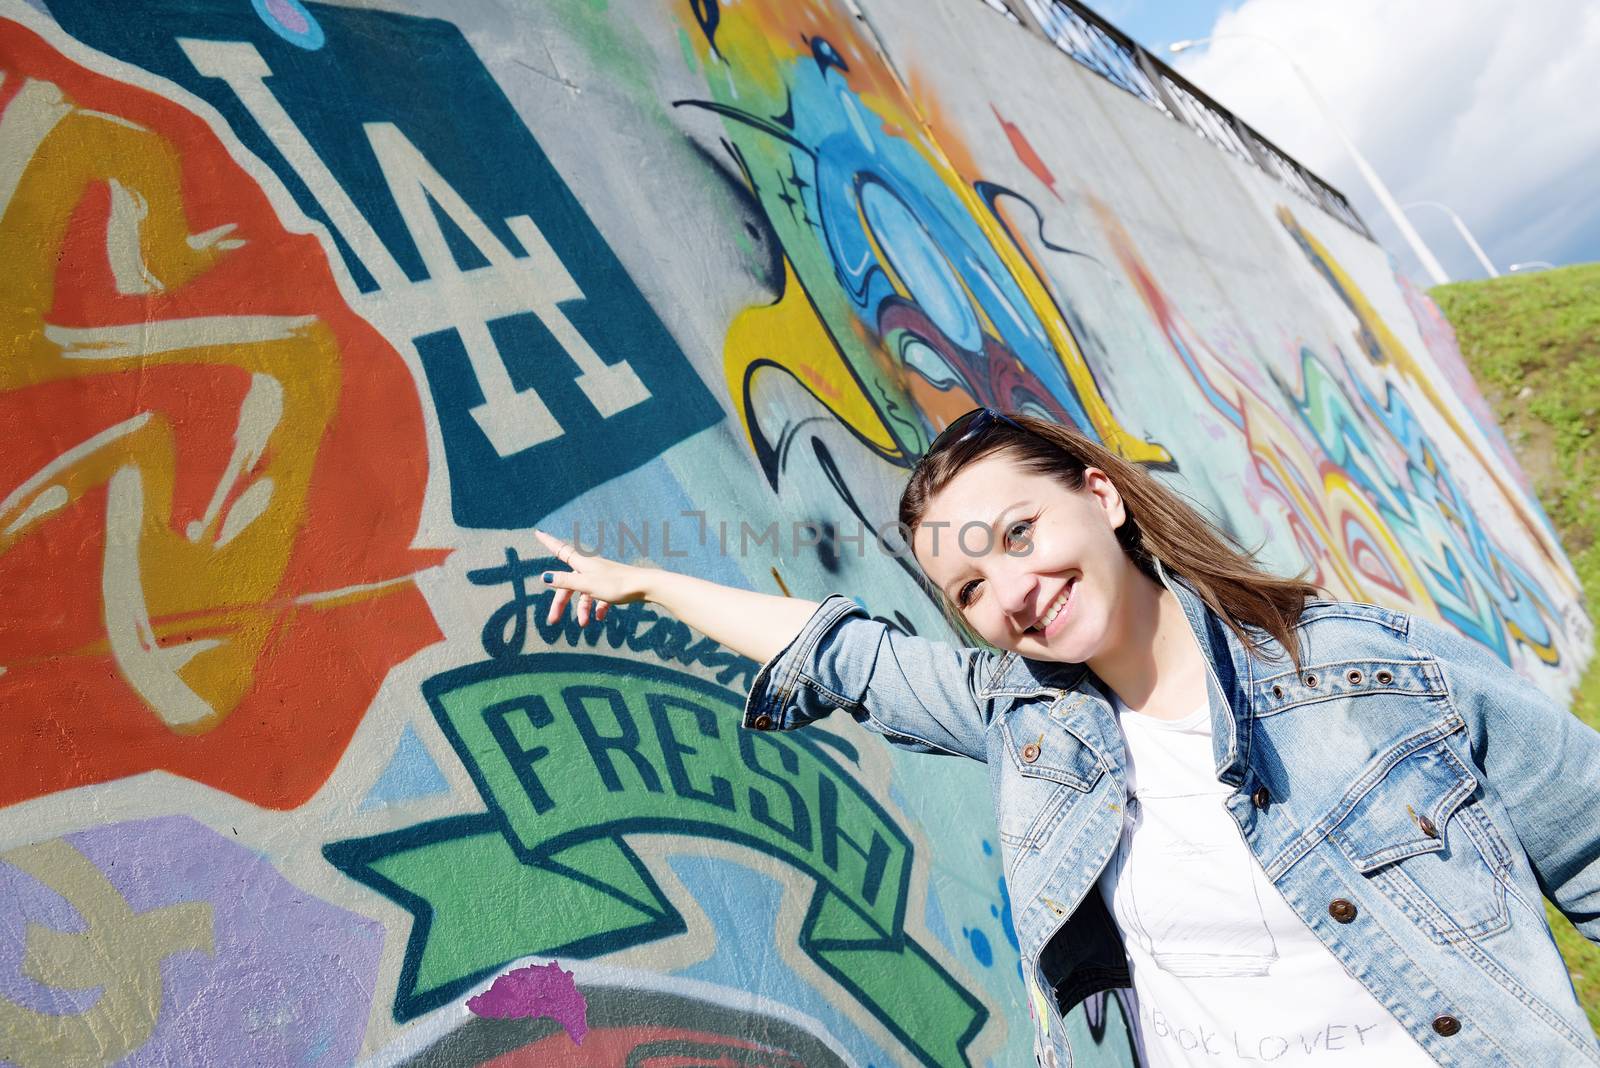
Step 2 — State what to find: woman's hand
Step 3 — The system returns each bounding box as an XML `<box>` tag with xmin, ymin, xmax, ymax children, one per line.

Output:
<box><xmin>536</xmin><ymin>528</ymin><xmax>823</xmax><ymax>662</ymax></box>
<box><xmin>533</xmin><ymin>528</ymin><xmax>653</xmax><ymax>627</ymax></box>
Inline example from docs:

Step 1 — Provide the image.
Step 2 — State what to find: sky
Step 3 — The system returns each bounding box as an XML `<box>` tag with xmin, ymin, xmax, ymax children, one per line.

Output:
<box><xmin>1081</xmin><ymin>0</ymin><xmax>1600</xmax><ymax>286</ymax></box>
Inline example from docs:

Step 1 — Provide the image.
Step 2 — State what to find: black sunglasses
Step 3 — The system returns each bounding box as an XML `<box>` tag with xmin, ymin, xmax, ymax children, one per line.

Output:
<box><xmin>926</xmin><ymin>407</ymin><xmax>1026</xmax><ymax>455</ymax></box>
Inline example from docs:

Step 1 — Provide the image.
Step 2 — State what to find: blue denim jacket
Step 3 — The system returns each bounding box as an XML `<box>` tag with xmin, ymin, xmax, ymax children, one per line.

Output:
<box><xmin>741</xmin><ymin>566</ymin><xmax>1600</xmax><ymax>1067</ymax></box>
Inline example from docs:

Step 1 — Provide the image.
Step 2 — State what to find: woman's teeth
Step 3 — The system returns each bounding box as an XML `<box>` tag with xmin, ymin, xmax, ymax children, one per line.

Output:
<box><xmin>1031</xmin><ymin>582</ymin><xmax>1074</xmax><ymax>632</ymax></box>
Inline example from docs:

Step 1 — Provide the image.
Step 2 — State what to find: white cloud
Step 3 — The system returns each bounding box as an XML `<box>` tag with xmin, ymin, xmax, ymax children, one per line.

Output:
<box><xmin>1169</xmin><ymin>0</ymin><xmax>1600</xmax><ymax>282</ymax></box>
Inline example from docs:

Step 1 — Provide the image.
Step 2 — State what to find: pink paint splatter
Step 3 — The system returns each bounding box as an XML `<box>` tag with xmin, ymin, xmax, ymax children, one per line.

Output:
<box><xmin>467</xmin><ymin>960</ymin><xmax>589</xmax><ymax>1045</ymax></box>
<box><xmin>264</xmin><ymin>0</ymin><xmax>310</xmax><ymax>34</ymax></box>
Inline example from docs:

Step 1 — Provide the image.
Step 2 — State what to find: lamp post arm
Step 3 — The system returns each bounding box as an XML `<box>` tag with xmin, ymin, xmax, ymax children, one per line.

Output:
<box><xmin>1402</xmin><ymin>200</ymin><xmax>1500</xmax><ymax>279</ymax></box>
<box><xmin>1444</xmin><ymin>213</ymin><xmax>1499</xmax><ymax>279</ymax></box>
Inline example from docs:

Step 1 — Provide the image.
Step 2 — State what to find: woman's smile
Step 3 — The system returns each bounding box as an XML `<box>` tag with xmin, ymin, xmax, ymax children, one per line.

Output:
<box><xmin>1025</xmin><ymin>576</ymin><xmax>1079</xmax><ymax>639</ymax></box>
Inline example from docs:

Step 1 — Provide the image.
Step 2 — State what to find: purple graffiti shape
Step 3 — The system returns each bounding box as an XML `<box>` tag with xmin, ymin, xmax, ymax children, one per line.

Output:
<box><xmin>466</xmin><ymin>960</ymin><xmax>589</xmax><ymax>1044</ymax></box>
<box><xmin>264</xmin><ymin>0</ymin><xmax>308</xmax><ymax>33</ymax></box>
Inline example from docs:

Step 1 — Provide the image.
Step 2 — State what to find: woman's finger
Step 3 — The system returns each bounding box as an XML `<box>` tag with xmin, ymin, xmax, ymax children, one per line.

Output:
<box><xmin>547</xmin><ymin>585</ymin><xmax>573</xmax><ymax>625</ymax></box>
<box><xmin>594</xmin><ymin>599</ymin><xmax>611</xmax><ymax>622</ymax></box>
<box><xmin>576</xmin><ymin>591</ymin><xmax>594</xmax><ymax>627</ymax></box>
<box><xmin>532</xmin><ymin>527</ymin><xmax>579</xmax><ymax>569</ymax></box>
<box><xmin>542</xmin><ymin>566</ymin><xmax>576</xmax><ymax>620</ymax></box>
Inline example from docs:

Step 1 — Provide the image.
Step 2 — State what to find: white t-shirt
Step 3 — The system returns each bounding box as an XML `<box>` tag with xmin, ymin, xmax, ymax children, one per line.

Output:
<box><xmin>1097</xmin><ymin>695</ymin><xmax>1436</xmax><ymax>1067</ymax></box>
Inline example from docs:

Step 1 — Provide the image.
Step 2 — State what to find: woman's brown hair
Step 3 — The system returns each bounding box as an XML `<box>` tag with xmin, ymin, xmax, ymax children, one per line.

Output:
<box><xmin>898</xmin><ymin>411</ymin><xmax>1320</xmax><ymax>667</ymax></box>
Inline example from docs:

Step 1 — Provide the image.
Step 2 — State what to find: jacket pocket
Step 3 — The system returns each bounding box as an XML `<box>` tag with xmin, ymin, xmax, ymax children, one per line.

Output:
<box><xmin>994</xmin><ymin>702</ymin><xmax>1103</xmax><ymax>850</ymax></box>
<box><xmin>1330</xmin><ymin>737</ymin><xmax>1514</xmax><ymax>944</ymax></box>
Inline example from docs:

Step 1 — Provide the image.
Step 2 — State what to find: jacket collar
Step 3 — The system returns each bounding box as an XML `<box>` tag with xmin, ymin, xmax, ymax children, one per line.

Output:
<box><xmin>979</xmin><ymin>649</ymin><xmax>1087</xmax><ymax>699</ymax></box>
<box><xmin>1156</xmin><ymin>560</ymin><xmax>1254</xmax><ymax>785</ymax></box>
<box><xmin>977</xmin><ymin>559</ymin><xmax>1255</xmax><ymax>785</ymax></box>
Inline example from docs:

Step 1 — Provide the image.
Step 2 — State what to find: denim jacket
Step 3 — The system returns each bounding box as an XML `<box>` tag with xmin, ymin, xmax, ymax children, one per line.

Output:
<box><xmin>741</xmin><ymin>566</ymin><xmax>1600</xmax><ymax>1067</ymax></box>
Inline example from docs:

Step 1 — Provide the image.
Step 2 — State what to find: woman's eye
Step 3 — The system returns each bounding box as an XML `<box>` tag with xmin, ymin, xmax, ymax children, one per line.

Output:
<box><xmin>957</xmin><ymin>579</ymin><xmax>980</xmax><ymax>607</ymax></box>
<box><xmin>1006</xmin><ymin>519</ymin><xmax>1033</xmax><ymax>547</ymax></box>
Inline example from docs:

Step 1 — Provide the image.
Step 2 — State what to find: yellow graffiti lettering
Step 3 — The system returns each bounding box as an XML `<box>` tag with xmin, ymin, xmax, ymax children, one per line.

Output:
<box><xmin>0</xmin><ymin>71</ymin><xmax>340</xmax><ymax>731</ymax></box>
<box><xmin>1276</xmin><ymin>207</ymin><xmax>1574</xmax><ymax>599</ymax></box>
<box><xmin>0</xmin><ymin>839</ymin><xmax>214</xmax><ymax>1067</ymax></box>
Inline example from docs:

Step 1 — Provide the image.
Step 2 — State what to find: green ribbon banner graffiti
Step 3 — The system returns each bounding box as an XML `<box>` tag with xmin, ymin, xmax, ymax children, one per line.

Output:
<box><xmin>324</xmin><ymin>653</ymin><xmax>987</xmax><ymax>1066</ymax></box>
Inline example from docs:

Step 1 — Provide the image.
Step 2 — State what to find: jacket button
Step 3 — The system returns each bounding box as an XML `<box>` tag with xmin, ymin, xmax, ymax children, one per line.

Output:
<box><xmin>1418</xmin><ymin>814</ymin><xmax>1439</xmax><ymax>838</ymax></box>
<box><xmin>1021</xmin><ymin>742</ymin><xmax>1042</xmax><ymax>763</ymax></box>
<box><xmin>1328</xmin><ymin>898</ymin><xmax>1358</xmax><ymax>923</ymax></box>
<box><xmin>1432</xmin><ymin>1015</ymin><xmax>1461</xmax><ymax>1037</ymax></box>
<box><xmin>753</xmin><ymin>714</ymin><xmax>773</xmax><ymax>730</ymax></box>
<box><xmin>1252</xmin><ymin>786</ymin><xmax>1271</xmax><ymax>810</ymax></box>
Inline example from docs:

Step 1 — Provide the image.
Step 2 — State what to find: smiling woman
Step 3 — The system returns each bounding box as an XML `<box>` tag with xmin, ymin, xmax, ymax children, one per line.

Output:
<box><xmin>540</xmin><ymin>408</ymin><xmax>1600</xmax><ymax>1068</ymax></box>
<box><xmin>899</xmin><ymin>409</ymin><xmax>1315</xmax><ymax>711</ymax></box>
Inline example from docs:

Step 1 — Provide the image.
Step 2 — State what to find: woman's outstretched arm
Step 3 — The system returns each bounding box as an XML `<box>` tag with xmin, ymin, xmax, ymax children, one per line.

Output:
<box><xmin>533</xmin><ymin>528</ymin><xmax>822</xmax><ymax>664</ymax></box>
<box><xmin>535</xmin><ymin>529</ymin><xmax>996</xmax><ymax>761</ymax></box>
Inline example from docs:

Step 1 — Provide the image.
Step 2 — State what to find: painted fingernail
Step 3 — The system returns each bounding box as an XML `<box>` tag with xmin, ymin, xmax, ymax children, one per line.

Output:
<box><xmin>542</xmin><ymin>571</ymin><xmax>553</xmax><ymax>582</ymax></box>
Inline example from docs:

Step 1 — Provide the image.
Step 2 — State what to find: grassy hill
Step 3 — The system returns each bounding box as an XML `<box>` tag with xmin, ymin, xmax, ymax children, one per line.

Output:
<box><xmin>1431</xmin><ymin>262</ymin><xmax>1600</xmax><ymax>1030</ymax></box>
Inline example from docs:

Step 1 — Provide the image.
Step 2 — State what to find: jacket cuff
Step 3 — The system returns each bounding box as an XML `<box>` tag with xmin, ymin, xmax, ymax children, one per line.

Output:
<box><xmin>742</xmin><ymin>593</ymin><xmax>865</xmax><ymax>732</ymax></box>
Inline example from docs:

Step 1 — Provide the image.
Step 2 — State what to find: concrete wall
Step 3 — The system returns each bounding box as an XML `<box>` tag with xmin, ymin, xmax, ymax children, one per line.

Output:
<box><xmin>0</xmin><ymin>0</ymin><xmax>1586</xmax><ymax>1065</ymax></box>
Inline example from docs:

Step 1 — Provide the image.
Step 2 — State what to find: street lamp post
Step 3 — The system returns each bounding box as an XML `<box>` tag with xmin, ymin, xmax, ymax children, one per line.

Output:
<box><xmin>1401</xmin><ymin>200</ymin><xmax>1500</xmax><ymax>278</ymax></box>
<box><xmin>1171</xmin><ymin>34</ymin><xmax>1453</xmax><ymax>286</ymax></box>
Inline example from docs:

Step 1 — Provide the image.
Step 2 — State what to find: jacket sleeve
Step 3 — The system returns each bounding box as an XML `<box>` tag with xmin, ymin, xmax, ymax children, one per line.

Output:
<box><xmin>741</xmin><ymin>593</ymin><xmax>998</xmax><ymax>762</ymax></box>
<box><xmin>1410</xmin><ymin>614</ymin><xmax>1600</xmax><ymax>941</ymax></box>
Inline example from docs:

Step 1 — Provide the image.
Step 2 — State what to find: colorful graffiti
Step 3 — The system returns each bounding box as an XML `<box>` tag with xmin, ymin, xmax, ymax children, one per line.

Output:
<box><xmin>388</xmin><ymin>968</ymin><xmax>856</xmax><ymax>1066</ymax></box>
<box><xmin>325</xmin><ymin>549</ymin><xmax>992</xmax><ymax>1065</ymax></box>
<box><xmin>1281</xmin><ymin>210</ymin><xmax>1563</xmax><ymax>564</ymax></box>
<box><xmin>0</xmin><ymin>15</ymin><xmax>442</xmax><ymax>808</ymax></box>
<box><xmin>1092</xmin><ymin>201</ymin><xmax>1569</xmax><ymax>667</ymax></box>
<box><xmin>46</xmin><ymin>0</ymin><xmax>723</xmax><ymax>532</ymax></box>
<box><xmin>0</xmin><ymin>816</ymin><xmax>382</xmax><ymax>1066</ymax></box>
<box><xmin>673</xmin><ymin>0</ymin><xmax>1170</xmax><ymax>479</ymax></box>
<box><xmin>2</xmin><ymin>0</ymin><xmax>1588</xmax><ymax>1066</ymax></box>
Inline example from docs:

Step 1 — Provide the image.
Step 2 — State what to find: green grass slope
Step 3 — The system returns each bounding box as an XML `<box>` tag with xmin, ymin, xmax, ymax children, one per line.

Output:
<box><xmin>1431</xmin><ymin>262</ymin><xmax>1600</xmax><ymax>1032</ymax></box>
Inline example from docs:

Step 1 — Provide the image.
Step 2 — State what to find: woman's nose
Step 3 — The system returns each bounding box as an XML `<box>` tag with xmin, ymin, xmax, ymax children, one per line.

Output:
<box><xmin>991</xmin><ymin>565</ymin><xmax>1038</xmax><ymax>624</ymax></box>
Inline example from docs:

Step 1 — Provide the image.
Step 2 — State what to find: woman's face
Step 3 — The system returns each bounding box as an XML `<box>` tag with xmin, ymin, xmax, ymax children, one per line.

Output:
<box><xmin>912</xmin><ymin>451</ymin><xmax>1140</xmax><ymax>661</ymax></box>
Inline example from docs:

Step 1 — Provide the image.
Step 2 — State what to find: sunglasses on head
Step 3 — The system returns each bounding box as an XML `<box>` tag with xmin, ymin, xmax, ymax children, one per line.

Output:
<box><xmin>926</xmin><ymin>407</ymin><xmax>1026</xmax><ymax>455</ymax></box>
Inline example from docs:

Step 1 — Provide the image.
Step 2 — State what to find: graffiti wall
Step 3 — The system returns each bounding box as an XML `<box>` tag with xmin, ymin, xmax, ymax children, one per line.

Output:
<box><xmin>0</xmin><ymin>0</ymin><xmax>1585</xmax><ymax>1065</ymax></box>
